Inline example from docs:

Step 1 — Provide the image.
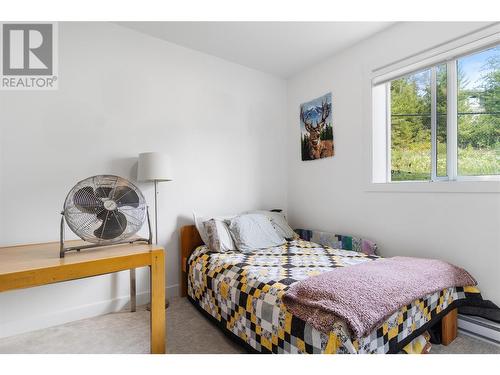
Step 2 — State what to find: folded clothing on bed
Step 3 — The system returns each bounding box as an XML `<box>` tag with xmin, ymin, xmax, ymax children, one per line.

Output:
<box><xmin>295</xmin><ymin>228</ymin><xmax>377</xmax><ymax>255</ymax></box>
<box><xmin>282</xmin><ymin>256</ymin><xmax>477</xmax><ymax>339</ymax></box>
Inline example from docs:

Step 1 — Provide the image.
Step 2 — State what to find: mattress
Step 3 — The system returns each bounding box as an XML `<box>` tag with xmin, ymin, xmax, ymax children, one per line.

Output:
<box><xmin>187</xmin><ymin>239</ymin><xmax>481</xmax><ymax>354</ymax></box>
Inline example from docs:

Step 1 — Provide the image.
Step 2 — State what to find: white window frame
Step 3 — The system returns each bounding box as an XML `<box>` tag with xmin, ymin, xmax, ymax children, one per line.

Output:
<box><xmin>369</xmin><ymin>25</ymin><xmax>500</xmax><ymax>193</ymax></box>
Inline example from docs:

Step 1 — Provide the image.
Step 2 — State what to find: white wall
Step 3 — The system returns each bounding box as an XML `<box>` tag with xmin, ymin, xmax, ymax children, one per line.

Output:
<box><xmin>0</xmin><ymin>22</ymin><xmax>287</xmax><ymax>337</ymax></box>
<box><xmin>286</xmin><ymin>22</ymin><xmax>500</xmax><ymax>303</ymax></box>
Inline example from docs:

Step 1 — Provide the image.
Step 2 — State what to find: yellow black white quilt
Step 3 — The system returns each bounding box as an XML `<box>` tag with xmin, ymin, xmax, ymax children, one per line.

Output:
<box><xmin>187</xmin><ymin>239</ymin><xmax>480</xmax><ymax>354</ymax></box>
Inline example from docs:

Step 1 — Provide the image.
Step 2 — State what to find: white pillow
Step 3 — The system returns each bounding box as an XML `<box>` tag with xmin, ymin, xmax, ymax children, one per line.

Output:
<box><xmin>203</xmin><ymin>219</ymin><xmax>235</xmax><ymax>252</ymax></box>
<box><xmin>228</xmin><ymin>214</ymin><xmax>286</xmax><ymax>252</ymax></box>
<box><xmin>245</xmin><ymin>210</ymin><xmax>296</xmax><ymax>239</ymax></box>
<box><xmin>193</xmin><ymin>211</ymin><xmax>235</xmax><ymax>245</ymax></box>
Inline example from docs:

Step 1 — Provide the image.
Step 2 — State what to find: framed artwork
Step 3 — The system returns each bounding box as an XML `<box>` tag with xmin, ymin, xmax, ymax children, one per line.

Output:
<box><xmin>300</xmin><ymin>92</ymin><xmax>334</xmax><ymax>161</ymax></box>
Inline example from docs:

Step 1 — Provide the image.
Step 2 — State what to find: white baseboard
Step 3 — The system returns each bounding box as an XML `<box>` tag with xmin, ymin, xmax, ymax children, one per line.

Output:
<box><xmin>0</xmin><ymin>284</ymin><xmax>179</xmax><ymax>339</ymax></box>
<box><xmin>458</xmin><ymin>314</ymin><xmax>500</xmax><ymax>347</ymax></box>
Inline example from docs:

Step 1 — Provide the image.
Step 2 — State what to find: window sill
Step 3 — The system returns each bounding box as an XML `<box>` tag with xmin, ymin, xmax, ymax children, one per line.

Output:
<box><xmin>365</xmin><ymin>180</ymin><xmax>500</xmax><ymax>193</ymax></box>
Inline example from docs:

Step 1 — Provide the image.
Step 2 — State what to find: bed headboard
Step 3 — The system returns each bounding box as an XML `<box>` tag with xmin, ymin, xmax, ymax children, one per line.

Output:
<box><xmin>180</xmin><ymin>225</ymin><xmax>203</xmax><ymax>297</ymax></box>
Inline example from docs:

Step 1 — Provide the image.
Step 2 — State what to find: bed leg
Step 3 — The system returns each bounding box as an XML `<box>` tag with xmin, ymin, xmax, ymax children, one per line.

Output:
<box><xmin>441</xmin><ymin>308</ymin><xmax>457</xmax><ymax>346</ymax></box>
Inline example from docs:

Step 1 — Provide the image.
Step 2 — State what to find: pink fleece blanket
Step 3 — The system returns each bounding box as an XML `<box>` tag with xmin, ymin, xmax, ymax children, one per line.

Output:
<box><xmin>282</xmin><ymin>256</ymin><xmax>476</xmax><ymax>339</ymax></box>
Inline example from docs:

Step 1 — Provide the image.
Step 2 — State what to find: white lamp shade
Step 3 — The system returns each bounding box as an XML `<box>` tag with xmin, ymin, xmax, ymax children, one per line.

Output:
<box><xmin>137</xmin><ymin>152</ymin><xmax>173</xmax><ymax>182</ymax></box>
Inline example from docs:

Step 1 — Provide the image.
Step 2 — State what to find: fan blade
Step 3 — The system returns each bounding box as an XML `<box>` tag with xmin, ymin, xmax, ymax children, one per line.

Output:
<box><xmin>95</xmin><ymin>187</ymin><xmax>112</xmax><ymax>198</ymax></box>
<box><xmin>112</xmin><ymin>186</ymin><xmax>140</xmax><ymax>208</ymax></box>
<box><xmin>94</xmin><ymin>211</ymin><xmax>127</xmax><ymax>240</ymax></box>
<box><xmin>73</xmin><ymin>186</ymin><xmax>104</xmax><ymax>214</ymax></box>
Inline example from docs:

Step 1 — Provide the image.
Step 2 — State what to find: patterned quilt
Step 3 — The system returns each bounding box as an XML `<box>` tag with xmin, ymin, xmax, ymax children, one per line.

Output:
<box><xmin>187</xmin><ymin>239</ymin><xmax>481</xmax><ymax>354</ymax></box>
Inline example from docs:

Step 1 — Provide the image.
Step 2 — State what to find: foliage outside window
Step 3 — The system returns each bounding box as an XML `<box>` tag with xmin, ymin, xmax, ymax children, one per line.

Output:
<box><xmin>388</xmin><ymin>45</ymin><xmax>499</xmax><ymax>182</ymax></box>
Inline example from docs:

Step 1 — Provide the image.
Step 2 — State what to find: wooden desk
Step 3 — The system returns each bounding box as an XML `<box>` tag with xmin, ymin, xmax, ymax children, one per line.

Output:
<box><xmin>0</xmin><ymin>240</ymin><xmax>166</xmax><ymax>354</ymax></box>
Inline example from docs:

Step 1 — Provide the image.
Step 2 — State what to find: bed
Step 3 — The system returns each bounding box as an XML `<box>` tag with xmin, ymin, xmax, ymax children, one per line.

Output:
<box><xmin>180</xmin><ymin>225</ymin><xmax>481</xmax><ymax>354</ymax></box>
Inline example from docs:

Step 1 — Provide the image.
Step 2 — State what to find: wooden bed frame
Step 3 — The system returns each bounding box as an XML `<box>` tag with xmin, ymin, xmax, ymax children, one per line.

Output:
<box><xmin>180</xmin><ymin>225</ymin><xmax>204</xmax><ymax>298</ymax></box>
<box><xmin>179</xmin><ymin>224</ymin><xmax>457</xmax><ymax>346</ymax></box>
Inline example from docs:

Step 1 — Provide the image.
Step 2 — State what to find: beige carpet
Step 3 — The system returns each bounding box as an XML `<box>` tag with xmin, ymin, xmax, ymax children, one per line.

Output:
<box><xmin>0</xmin><ymin>297</ymin><xmax>498</xmax><ymax>354</ymax></box>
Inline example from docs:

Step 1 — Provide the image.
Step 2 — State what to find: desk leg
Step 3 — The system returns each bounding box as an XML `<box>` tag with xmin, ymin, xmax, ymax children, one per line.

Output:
<box><xmin>130</xmin><ymin>268</ymin><xmax>136</xmax><ymax>312</ymax></box>
<box><xmin>150</xmin><ymin>251</ymin><xmax>166</xmax><ymax>354</ymax></box>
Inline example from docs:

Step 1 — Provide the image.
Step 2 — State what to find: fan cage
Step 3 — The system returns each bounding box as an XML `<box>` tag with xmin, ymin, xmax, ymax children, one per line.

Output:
<box><xmin>63</xmin><ymin>175</ymin><xmax>147</xmax><ymax>244</ymax></box>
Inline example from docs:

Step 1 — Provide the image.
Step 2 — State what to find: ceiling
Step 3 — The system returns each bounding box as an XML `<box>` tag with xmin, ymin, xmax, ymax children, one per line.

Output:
<box><xmin>117</xmin><ymin>22</ymin><xmax>395</xmax><ymax>78</ymax></box>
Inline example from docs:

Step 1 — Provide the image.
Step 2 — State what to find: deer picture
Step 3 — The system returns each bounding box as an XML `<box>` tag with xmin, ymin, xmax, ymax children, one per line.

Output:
<box><xmin>300</xmin><ymin>98</ymin><xmax>334</xmax><ymax>160</ymax></box>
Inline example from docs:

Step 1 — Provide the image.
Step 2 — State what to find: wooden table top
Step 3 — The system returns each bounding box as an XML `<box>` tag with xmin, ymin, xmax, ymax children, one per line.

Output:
<box><xmin>0</xmin><ymin>240</ymin><xmax>163</xmax><ymax>275</ymax></box>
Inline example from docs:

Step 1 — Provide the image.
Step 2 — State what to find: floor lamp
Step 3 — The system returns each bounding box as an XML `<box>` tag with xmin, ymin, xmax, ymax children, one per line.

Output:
<box><xmin>138</xmin><ymin>152</ymin><xmax>173</xmax><ymax>310</ymax></box>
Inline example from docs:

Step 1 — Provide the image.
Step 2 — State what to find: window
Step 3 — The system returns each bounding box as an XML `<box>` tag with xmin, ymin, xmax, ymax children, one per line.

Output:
<box><xmin>390</xmin><ymin>69</ymin><xmax>432</xmax><ymax>181</ymax></box>
<box><xmin>373</xmin><ymin>43</ymin><xmax>500</xmax><ymax>183</ymax></box>
<box><xmin>457</xmin><ymin>48</ymin><xmax>499</xmax><ymax>177</ymax></box>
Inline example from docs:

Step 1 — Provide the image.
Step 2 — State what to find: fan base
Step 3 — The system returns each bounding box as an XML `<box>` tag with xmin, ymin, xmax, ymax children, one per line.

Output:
<box><xmin>60</xmin><ymin>238</ymin><xmax>151</xmax><ymax>258</ymax></box>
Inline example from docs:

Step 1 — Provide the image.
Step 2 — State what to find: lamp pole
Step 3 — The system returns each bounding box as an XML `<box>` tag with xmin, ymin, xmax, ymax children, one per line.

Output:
<box><xmin>154</xmin><ymin>179</ymin><xmax>159</xmax><ymax>245</ymax></box>
<box><xmin>151</xmin><ymin>178</ymin><xmax>169</xmax><ymax>309</ymax></box>
<box><xmin>137</xmin><ymin>152</ymin><xmax>172</xmax><ymax>311</ymax></box>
